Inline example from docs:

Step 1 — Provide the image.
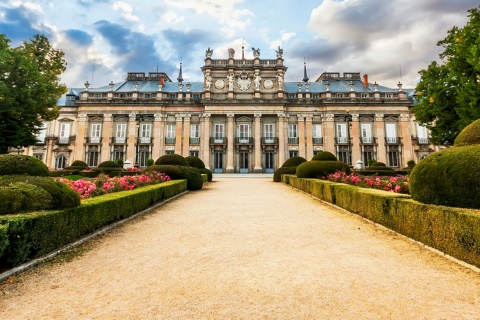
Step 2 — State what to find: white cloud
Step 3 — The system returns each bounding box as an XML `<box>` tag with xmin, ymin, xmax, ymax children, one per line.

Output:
<box><xmin>12</xmin><ymin>1</ymin><xmax>43</xmax><ymax>12</ymax></box>
<box><xmin>113</xmin><ymin>1</ymin><xmax>139</xmax><ymax>22</ymax></box>
<box><xmin>162</xmin><ymin>11</ymin><xmax>185</xmax><ymax>24</ymax></box>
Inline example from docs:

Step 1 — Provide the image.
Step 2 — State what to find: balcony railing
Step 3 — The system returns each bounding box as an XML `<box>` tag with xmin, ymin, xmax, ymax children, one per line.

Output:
<box><xmin>87</xmin><ymin>137</ymin><xmax>101</xmax><ymax>144</ymax></box>
<box><xmin>361</xmin><ymin>137</ymin><xmax>374</xmax><ymax>144</ymax></box>
<box><xmin>139</xmin><ymin>137</ymin><xmax>151</xmax><ymax>144</ymax></box>
<box><xmin>418</xmin><ymin>137</ymin><xmax>430</xmax><ymax>145</ymax></box>
<box><xmin>288</xmin><ymin>137</ymin><xmax>299</xmax><ymax>144</ymax></box>
<box><xmin>336</xmin><ymin>137</ymin><xmax>348</xmax><ymax>144</ymax></box>
<box><xmin>312</xmin><ymin>137</ymin><xmax>323</xmax><ymax>144</ymax></box>
<box><xmin>261</xmin><ymin>137</ymin><xmax>278</xmax><ymax>144</ymax></box>
<box><xmin>165</xmin><ymin>137</ymin><xmax>176</xmax><ymax>144</ymax></box>
<box><xmin>210</xmin><ymin>137</ymin><xmax>227</xmax><ymax>145</ymax></box>
<box><xmin>235</xmin><ymin>137</ymin><xmax>253</xmax><ymax>144</ymax></box>
<box><xmin>57</xmin><ymin>137</ymin><xmax>70</xmax><ymax>145</ymax></box>
<box><xmin>189</xmin><ymin>137</ymin><xmax>200</xmax><ymax>145</ymax></box>
<box><xmin>386</xmin><ymin>137</ymin><xmax>401</xmax><ymax>144</ymax></box>
<box><xmin>113</xmin><ymin>137</ymin><xmax>126</xmax><ymax>144</ymax></box>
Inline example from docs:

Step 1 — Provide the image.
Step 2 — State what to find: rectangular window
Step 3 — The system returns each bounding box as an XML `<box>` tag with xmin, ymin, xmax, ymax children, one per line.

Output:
<box><xmin>313</xmin><ymin>124</ymin><xmax>322</xmax><ymax>144</ymax></box>
<box><xmin>264</xmin><ymin>124</ymin><xmax>274</xmax><ymax>138</ymax></box>
<box><xmin>417</xmin><ymin>124</ymin><xmax>429</xmax><ymax>144</ymax></box>
<box><xmin>88</xmin><ymin>150</ymin><xmax>99</xmax><ymax>167</ymax></box>
<box><xmin>363</xmin><ymin>148</ymin><xmax>375</xmax><ymax>166</ymax></box>
<box><xmin>336</xmin><ymin>123</ymin><xmax>347</xmax><ymax>143</ymax></box>
<box><xmin>36</xmin><ymin>123</ymin><xmax>47</xmax><ymax>144</ymax></box>
<box><xmin>140</xmin><ymin>123</ymin><xmax>151</xmax><ymax>144</ymax></box>
<box><xmin>115</xmin><ymin>123</ymin><xmax>126</xmax><ymax>143</ymax></box>
<box><xmin>288</xmin><ymin>124</ymin><xmax>298</xmax><ymax>144</ymax></box>
<box><xmin>59</xmin><ymin>123</ymin><xmax>71</xmax><ymax>144</ymax></box>
<box><xmin>361</xmin><ymin>123</ymin><xmax>372</xmax><ymax>143</ymax></box>
<box><xmin>138</xmin><ymin>150</ymin><xmax>149</xmax><ymax>167</ymax></box>
<box><xmin>215</xmin><ymin>124</ymin><xmax>224</xmax><ymax>138</ymax></box>
<box><xmin>165</xmin><ymin>150</ymin><xmax>174</xmax><ymax>155</ymax></box>
<box><xmin>388</xmin><ymin>147</ymin><xmax>400</xmax><ymax>167</ymax></box>
<box><xmin>190</xmin><ymin>151</ymin><xmax>199</xmax><ymax>157</ymax></box>
<box><xmin>190</xmin><ymin>124</ymin><xmax>200</xmax><ymax>144</ymax></box>
<box><xmin>238</xmin><ymin>124</ymin><xmax>250</xmax><ymax>138</ymax></box>
<box><xmin>386</xmin><ymin>123</ymin><xmax>397</xmax><ymax>143</ymax></box>
<box><xmin>33</xmin><ymin>153</ymin><xmax>44</xmax><ymax>161</ymax></box>
<box><xmin>112</xmin><ymin>150</ymin><xmax>124</xmax><ymax>162</ymax></box>
<box><xmin>166</xmin><ymin>124</ymin><xmax>176</xmax><ymax>144</ymax></box>
<box><xmin>289</xmin><ymin>151</ymin><xmax>298</xmax><ymax>158</ymax></box>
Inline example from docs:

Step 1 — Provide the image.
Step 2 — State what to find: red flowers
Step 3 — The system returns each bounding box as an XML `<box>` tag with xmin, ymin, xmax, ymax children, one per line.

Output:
<box><xmin>324</xmin><ymin>171</ymin><xmax>409</xmax><ymax>194</ymax></box>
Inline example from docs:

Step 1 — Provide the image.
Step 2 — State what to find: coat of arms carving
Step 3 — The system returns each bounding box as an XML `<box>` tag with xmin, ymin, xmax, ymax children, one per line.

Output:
<box><xmin>236</xmin><ymin>71</ymin><xmax>251</xmax><ymax>92</ymax></box>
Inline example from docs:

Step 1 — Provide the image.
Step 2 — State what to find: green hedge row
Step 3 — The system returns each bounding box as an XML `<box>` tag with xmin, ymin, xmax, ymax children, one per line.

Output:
<box><xmin>0</xmin><ymin>224</ymin><xmax>8</xmax><ymax>258</ymax></box>
<box><xmin>0</xmin><ymin>180</ymin><xmax>187</xmax><ymax>268</ymax></box>
<box><xmin>282</xmin><ymin>175</ymin><xmax>480</xmax><ymax>268</ymax></box>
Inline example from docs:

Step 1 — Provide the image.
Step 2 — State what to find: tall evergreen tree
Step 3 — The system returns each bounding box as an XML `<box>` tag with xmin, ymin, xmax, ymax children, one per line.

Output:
<box><xmin>0</xmin><ymin>34</ymin><xmax>66</xmax><ymax>154</ymax></box>
<box><xmin>414</xmin><ymin>6</ymin><xmax>480</xmax><ymax>145</ymax></box>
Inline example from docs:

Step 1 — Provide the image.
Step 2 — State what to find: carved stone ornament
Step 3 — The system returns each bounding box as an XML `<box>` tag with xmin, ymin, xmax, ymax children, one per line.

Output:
<box><xmin>277</xmin><ymin>113</ymin><xmax>285</xmax><ymax>119</ymax></box>
<box><xmin>103</xmin><ymin>114</ymin><xmax>113</xmax><ymax>121</ymax></box>
<box><xmin>352</xmin><ymin>114</ymin><xmax>360</xmax><ymax>121</ymax></box>
<box><xmin>297</xmin><ymin>115</ymin><xmax>305</xmax><ymax>121</ymax></box>
<box><xmin>375</xmin><ymin>114</ymin><xmax>384</xmax><ymax>121</ymax></box>
<box><xmin>276</xmin><ymin>46</ymin><xmax>283</xmax><ymax>58</ymax></box>
<box><xmin>205</xmin><ymin>47</ymin><xmax>213</xmax><ymax>58</ymax></box>
<box><xmin>236</xmin><ymin>71</ymin><xmax>251</xmax><ymax>92</ymax></box>
<box><xmin>325</xmin><ymin>114</ymin><xmax>335</xmax><ymax>121</ymax></box>
<box><xmin>215</xmin><ymin>79</ymin><xmax>225</xmax><ymax>89</ymax></box>
<box><xmin>129</xmin><ymin>113</ymin><xmax>137</xmax><ymax>121</ymax></box>
<box><xmin>203</xmin><ymin>113</ymin><xmax>211</xmax><ymax>119</ymax></box>
<box><xmin>254</xmin><ymin>113</ymin><xmax>262</xmax><ymax>120</ymax></box>
<box><xmin>252</xmin><ymin>47</ymin><xmax>260</xmax><ymax>58</ymax></box>
<box><xmin>78</xmin><ymin>113</ymin><xmax>88</xmax><ymax>122</ymax></box>
<box><xmin>263</xmin><ymin>79</ymin><xmax>273</xmax><ymax>89</ymax></box>
<box><xmin>305</xmin><ymin>115</ymin><xmax>313</xmax><ymax>121</ymax></box>
<box><xmin>175</xmin><ymin>114</ymin><xmax>183</xmax><ymax>121</ymax></box>
<box><xmin>184</xmin><ymin>114</ymin><xmax>191</xmax><ymax>121</ymax></box>
<box><xmin>154</xmin><ymin>113</ymin><xmax>163</xmax><ymax>121</ymax></box>
<box><xmin>228</xmin><ymin>48</ymin><xmax>235</xmax><ymax>58</ymax></box>
<box><xmin>400</xmin><ymin>114</ymin><xmax>409</xmax><ymax>122</ymax></box>
<box><xmin>227</xmin><ymin>113</ymin><xmax>235</xmax><ymax>119</ymax></box>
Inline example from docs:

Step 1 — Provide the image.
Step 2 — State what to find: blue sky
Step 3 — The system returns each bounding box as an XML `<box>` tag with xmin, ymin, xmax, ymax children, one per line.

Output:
<box><xmin>0</xmin><ymin>0</ymin><xmax>478</xmax><ymax>89</ymax></box>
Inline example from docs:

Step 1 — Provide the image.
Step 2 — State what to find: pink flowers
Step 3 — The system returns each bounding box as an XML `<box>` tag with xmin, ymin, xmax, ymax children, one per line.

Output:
<box><xmin>325</xmin><ymin>171</ymin><xmax>410</xmax><ymax>194</ymax></box>
<box><xmin>58</xmin><ymin>171</ymin><xmax>170</xmax><ymax>199</ymax></box>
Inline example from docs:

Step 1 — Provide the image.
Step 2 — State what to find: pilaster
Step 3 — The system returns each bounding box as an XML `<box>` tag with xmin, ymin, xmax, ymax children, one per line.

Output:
<box><xmin>75</xmin><ymin>113</ymin><xmax>88</xmax><ymax>162</ymax></box>
<box><xmin>305</xmin><ymin>115</ymin><xmax>313</xmax><ymax>160</ymax></box>
<box><xmin>254</xmin><ymin>113</ymin><xmax>262</xmax><ymax>172</ymax></box>
<box><xmin>100</xmin><ymin>114</ymin><xmax>112</xmax><ymax>162</ymax></box>
<box><xmin>375</xmin><ymin>114</ymin><xmax>386</xmax><ymax>163</ymax></box>
<box><xmin>226</xmin><ymin>113</ymin><xmax>235</xmax><ymax>173</ymax></box>
<box><xmin>182</xmin><ymin>114</ymin><xmax>191</xmax><ymax>156</ymax></box>
<box><xmin>175</xmin><ymin>114</ymin><xmax>183</xmax><ymax>154</ymax></box>
<box><xmin>277</xmin><ymin>113</ymin><xmax>286</xmax><ymax>167</ymax></box>
<box><xmin>297</xmin><ymin>115</ymin><xmax>306</xmax><ymax>158</ymax></box>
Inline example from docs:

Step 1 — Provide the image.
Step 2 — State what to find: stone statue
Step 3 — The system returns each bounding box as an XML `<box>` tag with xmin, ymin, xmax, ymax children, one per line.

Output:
<box><xmin>254</xmin><ymin>73</ymin><xmax>261</xmax><ymax>90</ymax></box>
<box><xmin>276</xmin><ymin>46</ymin><xmax>283</xmax><ymax>58</ymax></box>
<box><xmin>205</xmin><ymin>73</ymin><xmax>212</xmax><ymax>90</ymax></box>
<box><xmin>228</xmin><ymin>48</ymin><xmax>235</xmax><ymax>58</ymax></box>
<box><xmin>252</xmin><ymin>47</ymin><xmax>260</xmax><ymax>58</ymax></box>
<box><xmin>277</xmin><ymin>72</ymin><xmax>284</xmax><ymax>90</ymax></box>
<box><xmin>205</xmin><ymin>47</ymin><xmax>213</xmax><ymax>58</ymax></box>
<box><xmin>227</xmin><ymin>73</ymin><xmax>235</xmax><ymax>91</ymax></box>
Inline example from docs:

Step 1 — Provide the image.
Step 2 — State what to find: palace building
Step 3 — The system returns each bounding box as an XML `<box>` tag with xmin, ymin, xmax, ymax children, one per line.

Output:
<box><xmin>23</xmin><ymin>46</ymin><xmax>437</xmax><ymax>172</ymax></box>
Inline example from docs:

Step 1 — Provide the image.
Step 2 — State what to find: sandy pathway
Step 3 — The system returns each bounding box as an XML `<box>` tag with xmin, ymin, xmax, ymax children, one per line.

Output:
<box><xmin>0</xmin><ymin>178</ymin><xmax>479</xmax><ymax>319</ymax></box>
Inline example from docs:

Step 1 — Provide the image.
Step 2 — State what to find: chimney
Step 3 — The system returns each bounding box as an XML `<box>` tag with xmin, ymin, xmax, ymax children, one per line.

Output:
<box><xmin>160</xmin><ymin>75</ymin><xmax>165</xmax><ymax>86</ymax></box>
<box><xmin>363</xmin><ymin>74</ymin><xmax>369</xmax><ymax>88</ymax></box>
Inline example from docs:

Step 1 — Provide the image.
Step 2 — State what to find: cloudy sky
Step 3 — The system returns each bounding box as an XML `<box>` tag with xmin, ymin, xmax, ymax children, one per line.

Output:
<box><xmin>0</xmin><ymin>0</ymin><xmax>478</xmax><ymax>89</ymax></box>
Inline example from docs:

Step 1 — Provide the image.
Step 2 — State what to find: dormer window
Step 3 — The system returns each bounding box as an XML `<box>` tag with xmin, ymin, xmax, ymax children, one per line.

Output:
<box><xmin>337</xmin><ymin>94</ymin><xmax>344</xmax><ymax>98</ymax></box>
<box><xmin>67</xmin><ymin>95</ymin><xmax>76</xmax><ymax>101</ymax></box>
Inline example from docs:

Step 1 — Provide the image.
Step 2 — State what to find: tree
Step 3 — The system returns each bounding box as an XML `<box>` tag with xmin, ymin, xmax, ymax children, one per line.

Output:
<box><xmin>413</xmin><ymin>6</ymin><xmax>480</xmax><ymax>145</ymax></box>
<box><xmin>0</xmin><ymin>34</ymin><xmax>67</xmax><ymax>154</ymax></box>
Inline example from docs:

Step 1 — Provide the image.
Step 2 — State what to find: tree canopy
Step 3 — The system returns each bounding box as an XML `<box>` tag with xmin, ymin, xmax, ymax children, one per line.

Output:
<box><xmin>0</xmin><ymin>34</ymin><xmax>66</xmax><ymax>154</ymax></box>
<box><xmin>413</xmin><ymin>6</ymin><xmax>480</xmax><ymax>145</ymax></box>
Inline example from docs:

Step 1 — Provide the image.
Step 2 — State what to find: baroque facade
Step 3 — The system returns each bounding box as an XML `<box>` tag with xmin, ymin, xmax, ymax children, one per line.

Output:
<box><xmin>22</xmin><ymin>47</ymin><xmax>437</xmax><ymax>172</ymax></box>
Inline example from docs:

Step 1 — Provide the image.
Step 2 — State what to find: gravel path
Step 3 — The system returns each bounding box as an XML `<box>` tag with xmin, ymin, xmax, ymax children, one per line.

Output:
<box><xmin>1</xmin><ymin>178</ymin><xmax>479</xmax><ymax>319</ymax></box>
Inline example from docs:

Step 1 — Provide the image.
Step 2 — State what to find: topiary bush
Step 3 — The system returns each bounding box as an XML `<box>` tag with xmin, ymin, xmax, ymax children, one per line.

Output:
<box><xmin>94</xmin><ymin>160</ymin><xmax>122</xmax><ymax>175</ymax></box>
<box><xmin>155</xmin><ymin>154</ymin><xmax>190</xmax><ymax>167</ymax></box>
<box><xmin>273</xmin><ymin>166</ymin><xmax>297</xmax><ymax>182</ymax></box>
<box><xmin>185</xmin><ymin>156</ymin><xmax>206</xmax><ymax>169</ymax></box>
<box><xmin>311</xmin><ymin>151</ymin><xmax>337</xmax><ymax>161</ymax></box>
<box><xmin>453</xmin><ymin>119</ymin><xmax>480</xmax><ymax>147</ymax></box>
<box><xmin>0</xmin><ymin>175</ymin><xmax>80</xmax><ymax>210</ymax></box>
<box><xmin>409</xmin><ymin>145</ymin><xmax>480</xmax><ymax>209</ymax></box>
<box><xmin>0</xmin><ymin>154</ymin><xmax>49</xmax><ymax>177</ymax></box>
<box><xmin>296</xmin><ymin>161</ymin><xmax>350</xmax><ymax>179</ymax></box>
<box><xmin>71</xmin><ymin>160</ymin><xmax>88</xmax><ymax>168</ymax></box>
<box><xmin>198</xmin><ymin>168</ymin><xmax>213</xmax><ymax>181</ymax></box>
<box><xmin>142</xmin><ymin>165</ymin><xmax>203</xmax><ymax>190</ymax></box>
<box><xmin>371</xmin><ymin>162</ymin><xmax>387</xmax><ymax>167</ymax></box>
<box><xmin>281</xmin><ymin>156</ymin><xmax>307</xmax><ymax>168</ymax></box>
<box><xmin>0</xmin><ymin>182</ymin><xmax>52</xmax><ymax>215</ymax></box>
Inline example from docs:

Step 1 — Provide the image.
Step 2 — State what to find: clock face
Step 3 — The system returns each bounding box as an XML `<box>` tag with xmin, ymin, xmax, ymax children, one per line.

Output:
<box><xmin>264</xmin><ymin>79</ymin><xmax>273</xmax><ymax>89</ymax></box>
<box><xmin>214</xmin><ymin>79</ymin><xmax>225</xmax><ymax>89</ymax></box>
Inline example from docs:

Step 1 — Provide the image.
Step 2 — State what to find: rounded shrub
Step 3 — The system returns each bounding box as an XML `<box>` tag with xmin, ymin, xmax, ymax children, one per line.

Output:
<box><xmin>142</xmin><ymin>165</ymin><xmax>203</xmax><ymax>190</ymax></box>
<box><xmin>454</xmin><ymin>119</ymin><xmax>480</xmax><ymax>147</ymax></box>
<box><xmin>198</xmin><ymin>168</ymin><xmax>213</xmax><ymax>181</ymax></box>
<box><xmin>281</xmin><ymin>156</ymin><xmax>307</xmax><ymax>168</ymax></box>
<box><xmin>0</xmin><ymin>154</ymin><xmax>49</xmax><ymax>177</ymax></box>
<box><xmin>296</xmin><ymin>161</ymin><xmax>350</xmax><ymax>179</ymax></box>
<box><xmin>273</xmin><ymin>166</ymin><xmax>297</xmax><ymax>182</ymax></box>
<box><xmin>371</xmin><ymin>162</ymin><xmax>387</xmax><ymax>167</ymax></box>
<box><xmin>0</xmin><ymin>175</ymin><xmax>80</xmax><ymax>209</ymax></box>
<box><xmin>185</xmin><ymin>156</ymin><xmax>206</xmax><ymax>169</ymax></box>
<box><xmin>142</xmin><ymin>165</ymin><xmax>182</xmax><ymax>179</ymax></box>
<box><xmin>409</xmin><ymin>145</ymin><xmax>480</xmax><ymax>209</ymax></box>
<box><xmin>183</xmin><ymin>167</ymin><xmax>204</xmax><ymax>190</ymax></box>
<box><xmin>95</xmin><ymin>160</ymin><xmax>122</xmax><ymax>175</ymax></box>
<box><xmin>0</xmin><ymin>182</ymin><xmax>52</xmax><ymax>215</ymax></box>
<box><xmin>98</xmin><ymin>161</ymin><xmax>120</xmax><ymax>168</ymax></box>
<box><xmin>155</xmin><ymin>154</ymin><xmax>190</xmax><ymax>166</ymax></box>
<box><xmin>70</xmin><ymin>160</ymin><xmax>88</xmax><ymax>168</ymax></box>
<box><xmin>311</xmin><ymin>151</ymin><xmax>337</xmax><ymax>161</ymax></box>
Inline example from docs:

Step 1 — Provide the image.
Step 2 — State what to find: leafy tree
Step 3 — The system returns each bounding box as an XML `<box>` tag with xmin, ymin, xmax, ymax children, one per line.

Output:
<box><xmin>414</xmin><ymin>6</ymin><xmax>480</xmax><ymax>145</ymax></box>
<box><xmin>0</xmin><ymin>34</ymin><xmax>66</xmax><ymax>154</ymax></box>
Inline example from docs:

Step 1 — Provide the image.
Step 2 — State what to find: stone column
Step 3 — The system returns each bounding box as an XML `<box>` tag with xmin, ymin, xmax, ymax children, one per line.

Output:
<box><xmin>152</xmin><ymin>113</ymin><xmax>164</xmax><ymax>160</ymax></box>
<box><xmin>305</xmin><ymin>115</ymin><xmax>313</xmax><ymax>160</ymax></box>
<box><xmin>100</xmin><ymin>114</ymin><xmax>112</xmax><ymax>162</ymax></box>
<box><xmin>226</xmin><ymin>113</ymin><xmax>235</xmax><ymax>173</ymax></box>
<box><xmin>202</xmin><ymin>113</ymin><xmax>211</xmax><ymax>170</ymax></box>
<box><xmin>45</xmin><ymin>138</ymin><xmax>55</xmax><ymax>169</ymax></box>
<box><xmin>126</xmin><ymin>113</ymin><xmax>137</xmax><ymax>165</ymax></box>
<box><xmin>324</xmin><ymin>114</ymin><xmax>335</xmax><ymax>154</ymax></box>
<box><xmin>175</xmin><ymin>114</ymin><xmax>183</xmax><ymax>154</ymax></box>
<box><xmin>375</xmin><ymin>114</ymin><xmax>386</xmax><ymax>163</ymax></box>
<box><xmin>351</xmin><ymin>114</ymin><xmax>361</xmax><ymax>164</ymax></box>
<box><xmin>254</xmin><ymin>113</ymin><xmax>262</xmax><ymax>172</ymax></box>
<box><xmin>182</xmin><ymin>114</ymin><xmax>191</xmax><ymax>156</ymax></box>
<box><xmin>277</xmin><ymin>113</ymin><xmax>285</xmax><ymax>167</ymax></box>
<box><xmin>75</xmin><ymin>113</ymin><xmax>88</xmax><ymax>162</ymax></box>
<box><xmin>297</xmin><ymin>115</ymin><xmax>306</xmax><ymax>158</ymax></box>
<box><xmin>400</xmin><ymin>113</ymin><xmax>413</xmax><ymax>166</ymax></box>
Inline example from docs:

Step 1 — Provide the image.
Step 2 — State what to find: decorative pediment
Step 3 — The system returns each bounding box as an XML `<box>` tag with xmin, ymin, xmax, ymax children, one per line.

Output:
<box><xmin>114</xmin><ymin>116</ymin><xmax>129</xmax><ymax>122</ymax></box>
<box><xmin>58</xmin><ymin>117</ymin><xmax>74</xmax><ymax>122</ymax></box>
<box><xmin>360</xmin><ymin>116</ymin><xmax>374</xmax><ymax>122</ymax></box>
<box><xmin>384</xmin><ymin>115</ymin><xmax>398</xmax><ymax>122</ymax></box>
<box><xmin>89</xmin><ymin>116</ymin><xmax>103</xmax><ymax>122</ymax></box>
<box><xmin>236</xmin><ymin>116</ymin><xmax>252</xmax><ymax>122</ymax></box>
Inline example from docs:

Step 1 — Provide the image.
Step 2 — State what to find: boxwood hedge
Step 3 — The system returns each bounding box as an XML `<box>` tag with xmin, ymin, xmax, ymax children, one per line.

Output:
<box><xmin>0</xmin><ymin>155</ymin><xmax>50</xmax><ymax>177</ymax></box>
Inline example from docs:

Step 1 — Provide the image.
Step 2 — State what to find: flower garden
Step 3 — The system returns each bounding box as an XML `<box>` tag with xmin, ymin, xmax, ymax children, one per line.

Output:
<box><xmin>324</xmin><ymin>171</ymin><xmax>409</xmax><ymax>194</ymax></box>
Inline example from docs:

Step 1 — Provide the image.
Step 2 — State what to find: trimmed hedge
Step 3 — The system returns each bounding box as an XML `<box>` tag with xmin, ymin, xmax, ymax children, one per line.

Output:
<box><xmin>282</xmin><ymin>175</ymin><xmax>480</xmax><ymax>268</ymax></box>
<box><xmin>0</xmin><ymin>223</ymin><xmax>8</xmax><ymax>258</ymax></box>
<box><xmin>273</xmin><ymin>166</ymin><xmax>297</xmax><ymax>182</ymax></box>
<box><xmin>155</xmin><ymin>154</ymin><xmax>190</xmax><ymax>167</ymax></box>
<box><xmin>79</xmin><ymin>171</ymin><xmax>100</xmax><ymax>178</ymax></box>
<box><xmin>311</xmin><ymin>151</ymin><xmax>337</xmax><ymax>161</ymax></box>
<box><xmin>296</xmin><ymin>161</ymin><xmax>350</xmax><ymax>179</ymax></box>
<box><xmin>0</xmin><ymin>180</ymin><xmax>187</xmax><ymax>268</ymax></box>
<box><xmin>185</xmin><ymin>156</ymin><xmax>206</xmax><ymax>169</ymax></box>
<box><xmin>198</xmin><ymin>168</ymin><xmax>213</xmax><ymax>182</ymax></box>
<box><xmin>49</xmin><ymin>170</ymin><xmax>79</xmax><ymax>177</ymax></box>
<box><xmin>409</xmin><ymin>145</ymin><xmax>480</xmax><ymax>209</ymax></box>
<box><xmin>454</xmin><ymin>119</ymin><xmax>480</xmax><ymax>147</ymax></box>
<box><xmin>0</xmin><ymin>155</ymin><xmax>49</xmax><ymax>177</ymax></box>
<box><xmin>0</xmin><ymin>175</ymin><xmax>81</xmax><ymax>211</ymax></box>
<box><xmin>142</xmin><ymin>165</ymin><xmax>203</xmax><ymax>190</ymax></box>
<box><xmin>71</xmin><ymin>160</ymin><xmax>88</xmax><ymax>168</ymax></box>
<box><xmin>98</xmin><ymin>161</ymin><xmax>120</xmax><ymax>168</ymax></box>
<box><xmin>0</xmin><ymin>182</ymin><xmax>52</xmax><ymax>215</ymax></box>
<box><xmin>281</xmin><ymin>156</ymin><xmax>306</xmax><ymax>168</ymax></box>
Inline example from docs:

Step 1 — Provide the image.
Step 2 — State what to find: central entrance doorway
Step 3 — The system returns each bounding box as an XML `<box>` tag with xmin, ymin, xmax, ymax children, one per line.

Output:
<box><xmin>214</xmin><ymin>151</ymin><xmax>223</xmax><ymax>173</ymax></box>
<box><xmin>239</xmin><ymin>151</ymin><xmax>249</xmax><ymax>173</ymax></box>
<box><xmin>265</xmin><ymin>151</ymin><xmax>274</xmax><ymax>173</ymax></box>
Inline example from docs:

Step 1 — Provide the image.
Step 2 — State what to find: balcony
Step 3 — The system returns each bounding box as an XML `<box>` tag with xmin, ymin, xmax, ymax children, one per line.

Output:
<box><xmin>360</xmin><ymin>137</ymin><xmax>376</xmax><ymax>144</ymax></box>
<box><xmin>261</xmin><ymin>137</ymin><xmax>278</xmax><ymax>145</ymax></box>
<box><xmin>386</xmin><ymin>137</ymin><xmax>401</xmax><ymax>144</ymax></box>
<box><xmin>165</xmin><ymin>137</ymin><xmax>176</xmax><ymax>144</ymax></box>
<box><xmin>336</xmin><ymin>137</ymin><xmax>349</xmax><ymax>144</ymax></box>
<box><xmin>288</xmin><ymin>137</ymin><xmax>299</xmax><ymax>144</ymax></box>
<box><xmin>57</xmin><ymin>137</ymin><xmax>70</xmax><ymax>145</ymax></box>
<box><xmin>312</xmin><ymin>137</ymin><xmax>323</xmax><ymax>144</ymax></box>
<box><xmin>189</xmin><ymin>137</ymin><xmax>200</xmax><ymax>145</ymax></box>
<box><xmin>235</xmin><ymin>137</ymin><xmax>253</xmax><ymax>145</ymax></box>
<box><xmin>418</xmin><ymin>137</ymin><xmax>430</xmax><ymax>145</ymax></box>
<box><xmin>139</xmin><ymin>137</ymin><xmax>151</xmax><ymax>144</ymax></box>
<box><xmin>112</xmin><ymin>137</ymin><xmax>126</xmax><ymax>144</ymax></box>
<box><xmin>210</xmin><ymin>137</ymin><xmax>227</xmax><ymax>145</ymax></box>
<box><xmin>86</xmin><ymin>137</ymin><xmax>101</xmax><ymax>144</ymax></box>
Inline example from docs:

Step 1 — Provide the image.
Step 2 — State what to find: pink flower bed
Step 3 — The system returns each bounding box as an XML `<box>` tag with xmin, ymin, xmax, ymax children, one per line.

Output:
<box><xmin>324</xmin><ymin>171</ymin><xmax>409</xmax><ymax>194</ymax></box>
<box><xmin>58</xmin><ymin>171</ymin><xmax>170</xmax><ymax>199</ymax></box>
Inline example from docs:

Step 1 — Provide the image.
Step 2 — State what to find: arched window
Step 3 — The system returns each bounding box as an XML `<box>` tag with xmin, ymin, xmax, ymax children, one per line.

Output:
<box><xmin>56</xmin><ymin>155</ymin><xmax>67</xmax><ymax>170</ymax></box>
